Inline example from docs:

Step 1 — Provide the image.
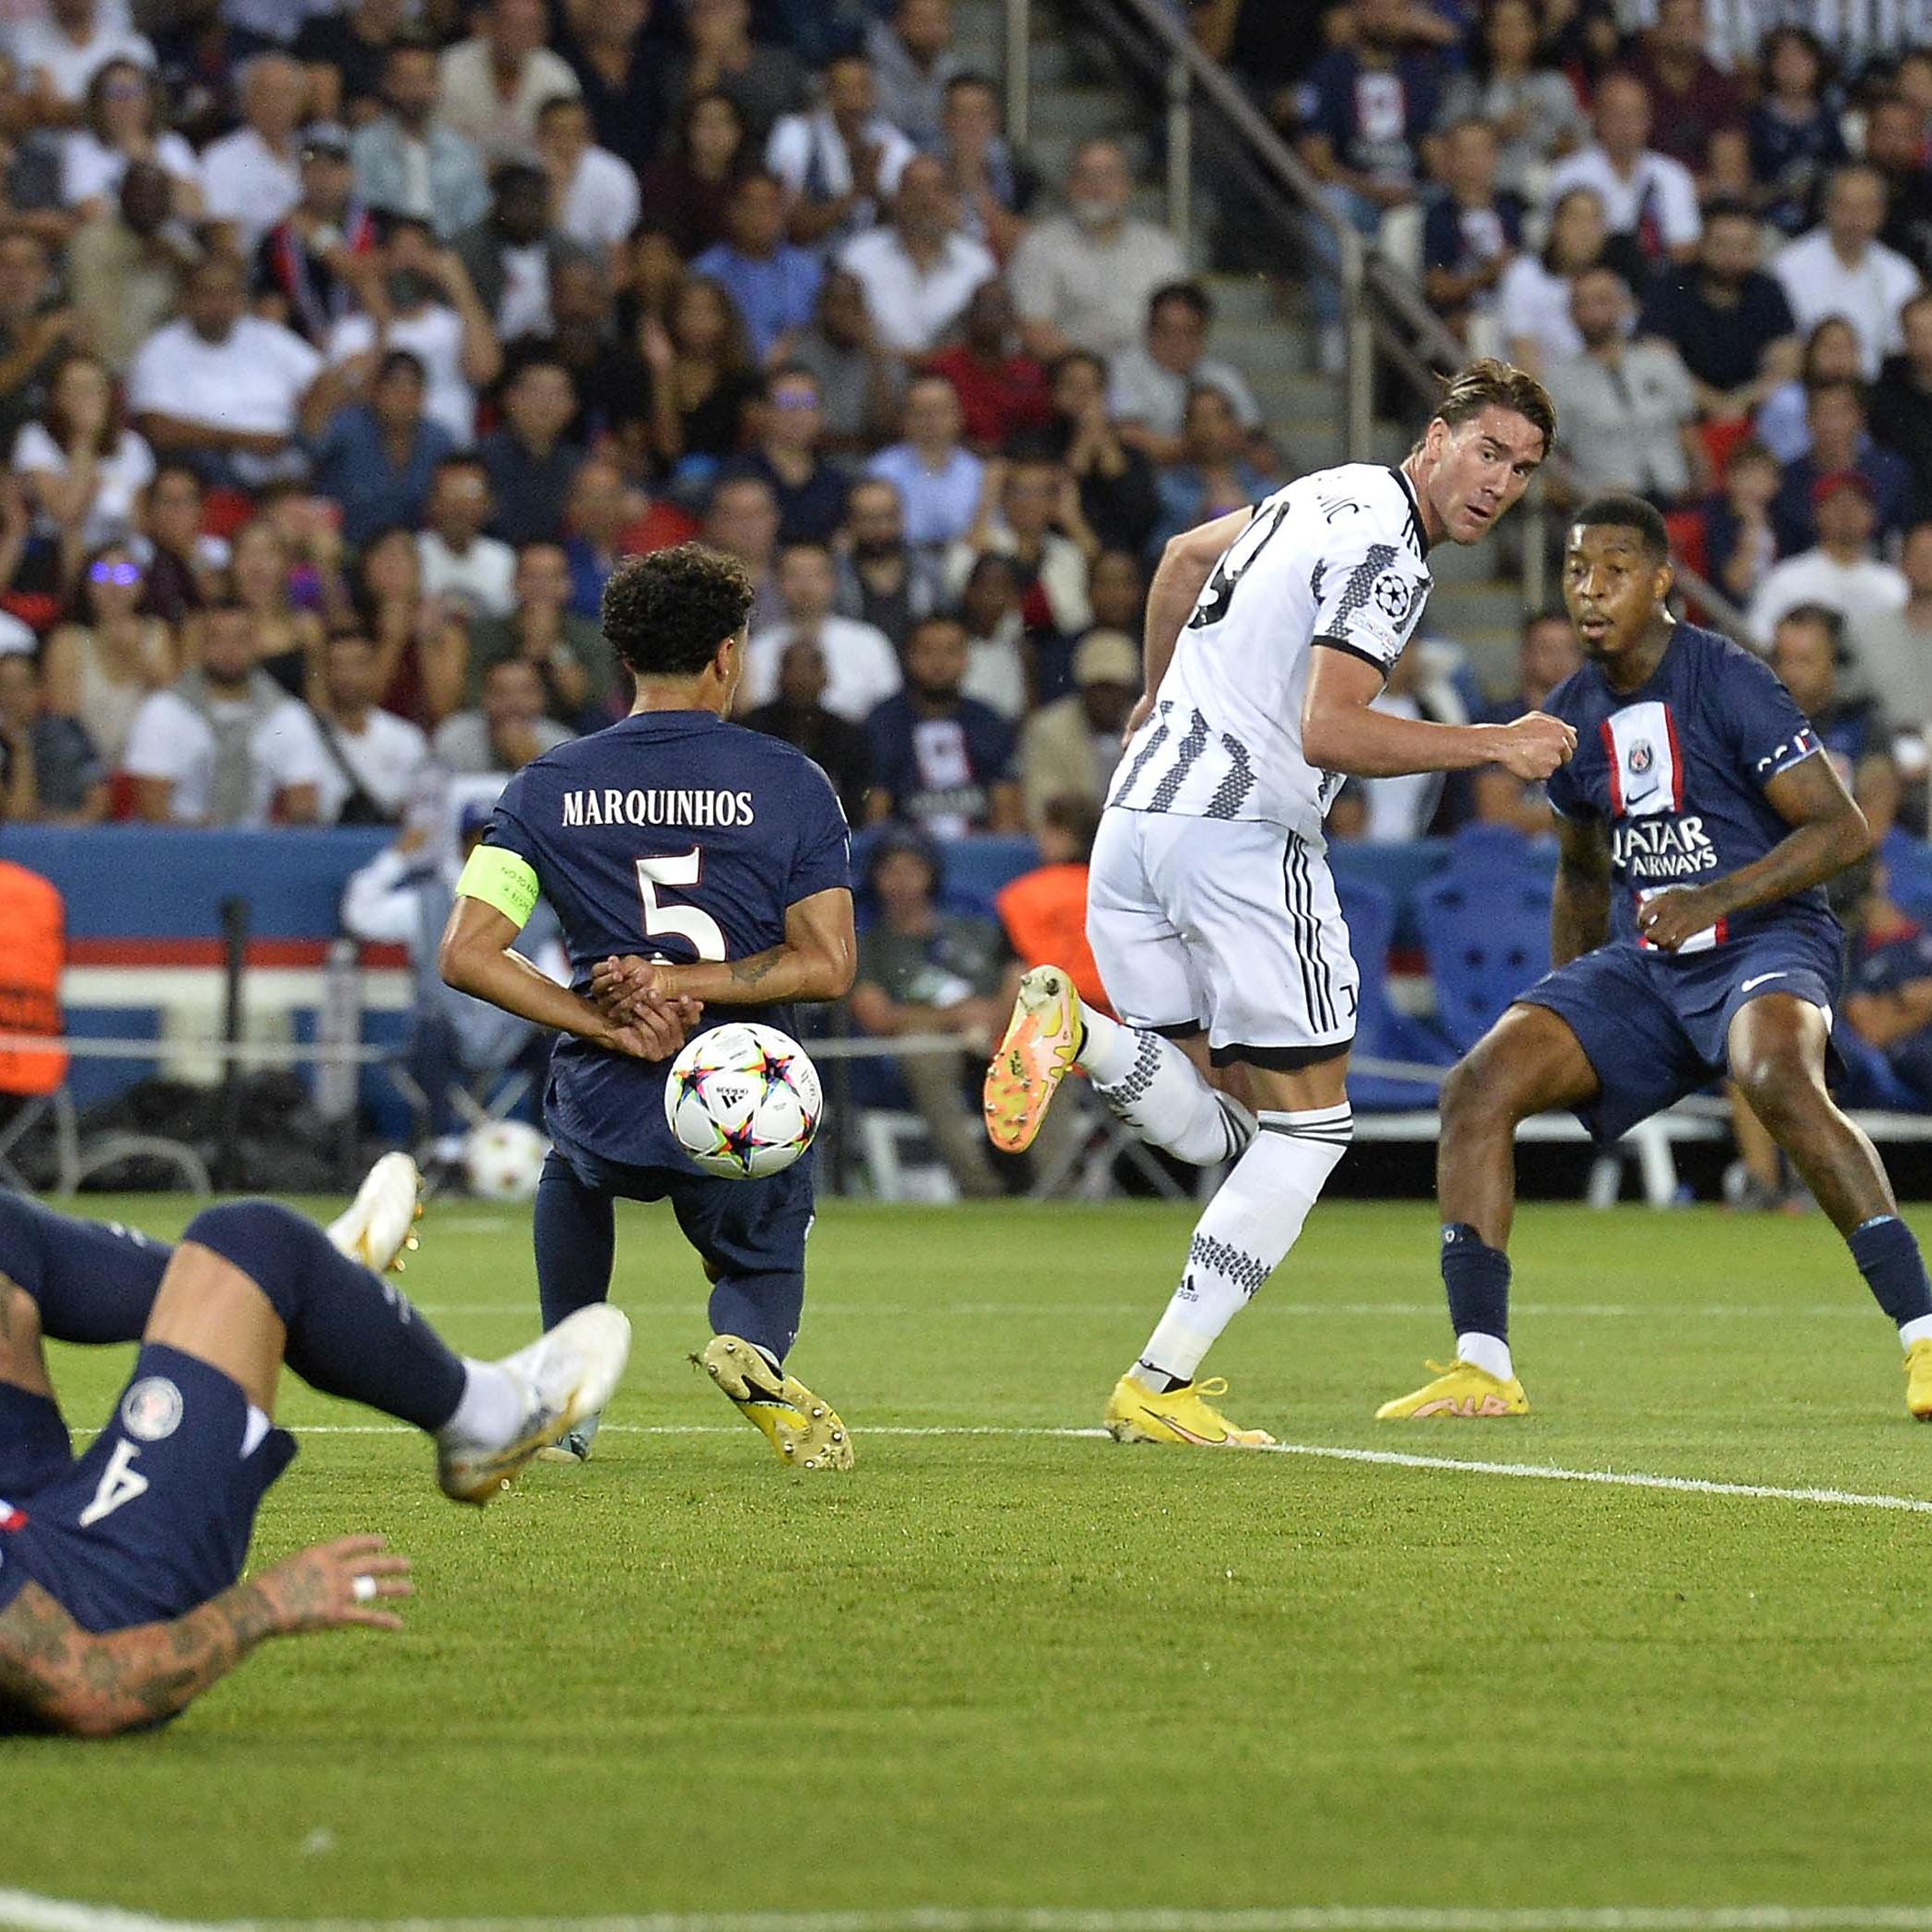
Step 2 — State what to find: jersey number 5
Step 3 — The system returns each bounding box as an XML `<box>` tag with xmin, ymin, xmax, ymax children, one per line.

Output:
<box><xmin>635</xmin><ymin>850</ymin><xmax>727</xmax><ymax>962</ymax></box>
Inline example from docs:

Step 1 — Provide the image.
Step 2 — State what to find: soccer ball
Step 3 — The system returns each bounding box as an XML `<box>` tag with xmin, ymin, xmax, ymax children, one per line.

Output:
<box><xmin>464</xmin><ymin>1119</ymin><xmax>549</xmax><ymax>1200</ymax></box>
<box><xmin>665</xmin><ymin>1023</ymin><xmax>822</xmax><ymax>1180</ymax></box>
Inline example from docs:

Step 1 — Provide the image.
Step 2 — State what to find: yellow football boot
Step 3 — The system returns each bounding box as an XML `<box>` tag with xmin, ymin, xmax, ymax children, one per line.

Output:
<box><xmin>1905</xmin><ymin>1338</ymin><xmax>1932</xmax><ymax>1419</ymax></box>
<box><xmin>698</xmin><ymin>1335</ymin><xmax>853</xmax><ymax>1469</ymax></box>
<box><xmin>1105</xmin><ymin>1373</ymin><xmax>1277</xmax><ymax>1447</ymax></box>
<box><xmin>1376</xmin><ymin>1359</ymin><xmax>1530</xmax><ymax>1419</ymax></box>
<box><xmin>983</xmin><ymin>965</ymin><xmax>1082</xmax><ymax>1153</ymax></box>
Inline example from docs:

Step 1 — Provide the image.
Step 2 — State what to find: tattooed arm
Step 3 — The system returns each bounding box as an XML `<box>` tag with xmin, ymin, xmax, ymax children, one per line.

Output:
<box><xmin>0</xmin><ymin>1535</ymin><xmax>411</xmax><ymax>1738</ymax></box>
<box><xmin>592</xmin><ymin>887</ymin><xmax>858</xmax><ymax>1017</ymax></box>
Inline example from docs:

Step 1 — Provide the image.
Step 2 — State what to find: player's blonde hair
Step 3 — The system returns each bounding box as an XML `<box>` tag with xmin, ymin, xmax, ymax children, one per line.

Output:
<box><xmin>1413</xmin><ymin>359</ymin><xmax>1556</xmax><ymax>460</ymax></box>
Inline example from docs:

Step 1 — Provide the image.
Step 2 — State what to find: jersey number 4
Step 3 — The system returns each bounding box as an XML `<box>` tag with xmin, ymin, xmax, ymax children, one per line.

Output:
<box><xmin>78</xmin><ymin>1441</ymin><xmax>148</xmax><ymax>1528</ymax></box>
<box><xmin>635</xmin><ymin>850</ymin><xmax>727</xmax><ymax>962</ymax></box>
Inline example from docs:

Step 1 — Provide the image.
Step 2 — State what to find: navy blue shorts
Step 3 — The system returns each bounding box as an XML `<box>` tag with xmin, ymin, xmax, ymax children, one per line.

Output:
<box><xmin>547</xmin><ymin>1123</ymin><xmax>816</xmax><ymax>1282</ymax></box>
<box><xmin>0</xmin><ymin>1345</ymin><xmax>295</xmax><ymax>1635</ymax></box>
<box><xmin>1514</xmin><ymin>927</ymin><xmax>1843</xmax><ymax>1143</ymax></box>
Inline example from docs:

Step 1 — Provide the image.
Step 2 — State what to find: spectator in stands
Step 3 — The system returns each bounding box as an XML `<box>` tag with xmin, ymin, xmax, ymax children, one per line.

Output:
<box><xmin>1701</xmin><ymin>437</ymin><xmax>1785</xmax><ymax>611</ymax></box>
<box><xmin>789</xmin><ymin>264</ymin><xmax>904</xmax><ymax>456</ymax></box>
<box><xmin>767</xmin><ymin>50</ymin><xmax>916</xmax><ymax>252</ymax></box>
<box><xmin>251</xmin><ymin>126</ymin><xmax>374</xmax><ymax>349</ymax></box>
<box><xmin>1746</xmin><ymin>472</ymin><xmax>1909</xmax><ymax>644</ymax></box>
<box><xmin>1435</xmin><ymin>0</ymin><xmax>1586</xmax><ymax>202</ymax></box>
<box><xmin>1043</xmin><ymin>349</ymin><xmax>1159</xmax><ymax>558</ymax></box>
<box><xmin>1344</xmin><ymin>639</ymin><xmax>1477</xmax><ymax>841</ymax></box>
<box><xmin>1542</xmin><ymin>265</ymin><xmax>1702</xmax><ymax>503</ymax></box>
<box><xmin>417</xmin><ymin>454</ymin><xmax>515</xmax><ymax>619</ymax></box>
<box><xmin>0</xmin><ymin>646</ymin><xmax>105</xmax><ymax>826</ymax></box>
<box><xmin>528</xmin><ymin>254</ymin><xmax>651</xmax><ymax>456</ymax></box>
<box><xmin>639</xmin><ymin>90</ymin><xmax>747</xmax><ymax>260</ymax></box>
<box><xmin>1872</xmin><ymin>290</ymin><xmax>1932</xmax><ymax>524</ymax></box>
<box><xmin>922</xmin><ymin>278</ymin><xmax>1049</xmax><ymax>455</ymax></box>
<box><xmin>938</xmin><ymin>72</ymin><xmax>1035</xmax><ymax>262</ymax></box>
<box><xmin>123</xmin><ymin>596</ymin><xmax>330</xmax><ymax>827</ymax></box>
<box><xmin>13</xmin><ymin>0</ymin><xmax>154</xmax><ymax>115</ymax></box>
<box><xmin>1544</xmin><ymin>70</ymin><xmax>1701</xmax><ymax>273</ymax></box>
<box><xmin>1849</xmin><ymin>521</ymin><xmax>1932</xmax><ymax>735</ymax></box>
<box><xmin>480</xmin><ymin>357</ymin><xmax>585</xmax><ymax>548</ymax></box>
<box><xmin>436</xmin><ymin>0</ymin><xmax>578</xmax><ymax>159</ymax></box>
<box><xmin>126</xmin><ymin>253</ymin><xmax>325</xmax><ymax>489</ymax></box>
<box><xmin>132</xmin><ymin>459</ymin><xmax>217</xmax><ymax>623</ymax></box>
<box><xmin>309</xmin><ymin>347</ymin><xmax>452</xmax><ymax>549</ymax></box>
<box><xmin>701</xmin><ymin>472</ymin><xmax>782</xmax><ymax>629</ymax></box>
<box><xmin>558</xmin><ymin>0</ymin><xmax>665</xmax><ymax>178</ymax></box>
<box><xmin>433</xmin><ymin>654</ymin><xmax>573</xmax><ymax>776</ymax></box>
<box><xmin>66</xmin><ymin>162</ymin><xmax>193</xmax><ymax>376</ymax></box>
<box><xmin>744</xmin><ymin>538</ymin><xmax>901</xmax><ymax>721</ymax></box>
<box><xmin>1108</xmin><ymin>281</ymin><xmax>1261</xmax><ymax>469</ymax></box>
<box><xmin>535</xmin><ymin>93</ymin><xmax>639</xmax><ymax>264</ymax></box>
<box><xmin>560</xmin><ymin>457</ymin><xmax>627</xmax><ymax>622</ymax></box>
<box><xmin>867</xmin><ymin>611</ymin><xmax>1021</xmax><ymax>836</ymax></box>
<box><xmin>738</xmin><ymin>635</ymin><xmax>872</xmax><ymax>823</ymax></box>
<box><xmin>642</xmin><ymin>273</ymin><xmax>762</xmax><ymax>476</ymax></box>
<box><xmin>850</xmin><ymin>827</ymin><xmax>1008</xmax><ymax>1200</ymax></box>
<box><xmin>1862</xmin><ymin>93</ymin><xmax>1932</xmax><ymax>283</ymax></box>
<box><xmin>355</xmin><ymin>525</ymin><xmax>468</xmax><ymax>724</ymax></box>
<box><xmin>865</xmin><ymin>372</ymin><xmax>984</xmax><ymax>550</ymax></box>
<box><xmin>867</xmin><ymin>0</ymin><xmax>960</xmax><ymax>151</ymax></box>
<box><xmin>1769</xmin><ymin>381</ymin><xmax>1915</xmax><ymax>553</ymax></box>
<box><xmin>231</xmin><ymin>517</ymin><xmax>325</xmax><ymax>700</ymax></box>
<box><xmin>309</xmin><ymin>631</ymin><xmax>430</xmax><ymax>826</ymax></box>
<box><xmin>691</xmin><ymin>170</ymin><xmax>823</xmax><ymax>364</ymax></box>
<box><xmin>296</xmin><ymin>0</ymin><xmax>406</xmax><ymax>129</ymax></box>
<box><xmin>13</xmin><ymin>351</ymin><xmax>155</xmax><ymax>561</ymax></box>
<box><xmin>1497</xmin><ymin>185</ymin><xmax>1645</xmax><ymax>380</ymax></box>
<box><xmin>1008</xmin><ymin>138</ymin><xmax>1186</xmax><ymax>364</ymax></box>
<box><xmin>452</xmin><ymin>161</ymin><xmax>575</xmax><ymax>345</ymax></box>
<box><xmin>1620</xmin><ymin>0</ymin><xmax>1743</xmax><ymax>177</ymax></box>
<box><xmin>351</xmin><ymin>36</ymin><xmax>490</xmax><ymax>241</ymax></box>
<box><xmin>1747</xmin><ymin>26</ymin><xmax>1847</xmax><ymax>241</ymax></box>
<box><xmin>839</xmin><ymin>153</ymin><xmax>994</xmax><ymax>358</ymax></box>
<box><xmin>1638</xmin><ymin>199</ymin><xmax>1799</xmax><ymax>427</ymax></box>
<box><xmin>1773</xmin><ymin>165</ymin><xmax>1922</xmax><ymax>381</ymax></box>
<box><xmin>40</xmin><ymin>540</ymin><xmax>175</xmax><ymax>769</ymax></box>
<box><xmin>200</xmin><ymin>52</ymin><xmax>306</xmax><ymax>249</ymax></box>
<box><xmin>1773</xmin><ymin>602</ymin><xmax>1899</xmax><ymax>853</ymax></box>
<box><xmin>1017</xmin><ymin>626</ymin><xmax>1137</xmax><ymax>828</ymax></box>
<box><xmin>1755</xmin><ymin>314</ymin><xmax>1864</xmax><ymax>466</ymax></box>
<box><xmin>724</xmin><ymin>364</ymin><xmax>848</xmax><ymax>545</ymax></box>
<box><xmin>0</xmin><ymin>229</ymin><xmax>85</xmax><ymax>452</ymax></box>
<box><xmin>62</xmin><ymin>57</ymin><xmax>202</xmax><ymax>221</ymax></box>
<box><xmin>1420</xmin><ymin>118</ymin><xmax>1524</xmax><ymax>341</ymax></box>
<box><xmin>834</xmin><ymin>475</ymin><xmax>943</xmax><ymax>647</ymax></box>
<box><xmin>1472</xmin><ymin>607</ymin><xmax>1582</xmax><ymax>835</ymax></box>
<box><xmin>1843</xmin><ymin>872</ymin><xmax>1932</xmax><ymax>1106</ymax></box>
<box><xmin>1086</xmin><ymin>545</ymin><xmax>1146</xmax><ymax>639</ymax></box>
<box><xmin>1151</xmin><ymin>386</ymin><xmax>1269</xmax><ymax>554</ymax></box>
<box><xmin>956</xmin><ymin>548</ymin><xmax>1024</xmax><ymax>700</ymax></box>
<box><xmin>468</xmin><ymin>539</ymin><xmax>601</xmax><ymax>728</ymax></box>
<box><xmin>669</xmin><ymin>0</ymin><xmax>808</xmax><ymax>155</ymax></box>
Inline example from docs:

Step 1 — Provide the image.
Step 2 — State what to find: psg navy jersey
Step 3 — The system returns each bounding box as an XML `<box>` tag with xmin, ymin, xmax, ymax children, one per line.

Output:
<box><xmin>1544</xmin><ymin>622</ymin><xmax>1836</xmax><ymax>952</ymax></box>
<box><xmin>485</xmin><ymin>711</ymin><xmax>851</xmax><ymax>1169</ymax></box>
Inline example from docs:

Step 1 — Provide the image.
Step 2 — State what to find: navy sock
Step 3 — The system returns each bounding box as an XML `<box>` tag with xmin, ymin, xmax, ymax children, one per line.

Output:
<box><xmin>707</xmin><ymin>1271</ymin><xmax>804</xmax><ymax>1366</ymax></box>
<box><xmin>534</xmin><ymin>1151</ymin><xmax>616</xmax><ymax>1332</ymax></box>
<box><xmin>1848</xmin><ymin>1215</ymin><xmax>1932</xmax><ymax>1327</ymax></box>
<box><xmin>182</xmin><ymin>1200</ymin><xmax>465</xmax><ymax>1433</ymax></box>
<box><xmin>0</xmin><ymin>1191</ymin><xmax>170</xmax><ymax>1345</ymax></box>
<box><xmin>1440</xmin><ymin>1222</ymin><xmax>1510</xmax><ymax>1342</ymax></box>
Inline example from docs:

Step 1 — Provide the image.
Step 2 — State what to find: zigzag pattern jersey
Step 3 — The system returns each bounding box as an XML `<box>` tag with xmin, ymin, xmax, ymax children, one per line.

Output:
<box><xmin>1544</xmin><ymin>622</ymin><xmax>1836</xmax><ymax>952</ymax></box>
<box><xmin>1108</xmin><ymin>463</ymin><xmax>1432</xmax><ymax>843</ymax></box>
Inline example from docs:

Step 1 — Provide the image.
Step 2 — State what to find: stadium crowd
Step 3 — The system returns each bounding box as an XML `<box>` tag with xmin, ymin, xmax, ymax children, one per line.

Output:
<box><xmin>8</xmin><ymin>0</ymin><xmax>1932</xmax><ymax>1189</ymax></box>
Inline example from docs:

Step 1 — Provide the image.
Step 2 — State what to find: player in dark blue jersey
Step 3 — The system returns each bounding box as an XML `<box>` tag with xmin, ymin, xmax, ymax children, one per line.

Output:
<box><xmin>1380</xmin><ymin>493</ymin><xmax>1932</xmax><ymax>1421</ymax></box>
<box><xmin>438</xmin><ymin>544</ymin><xmax>859</xmax><ymax>1470</ymax></box>
<box><xmin>0</xmin><ymin>1164</ymin><xmax>630</xmax><ymax>1736</ymax></box>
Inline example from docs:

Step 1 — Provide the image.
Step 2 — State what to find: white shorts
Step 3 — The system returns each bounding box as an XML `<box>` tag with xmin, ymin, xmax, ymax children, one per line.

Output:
<box><xmin>1087</xmin><ymin>808</ymin><xmax>1359</xmax><ymax>1067</ymax></box>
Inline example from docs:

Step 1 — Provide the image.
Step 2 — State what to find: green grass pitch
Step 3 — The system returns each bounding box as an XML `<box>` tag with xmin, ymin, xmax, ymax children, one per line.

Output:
<box><xmin>9</xmin><ymin>1194</ymin><xmax>1932</xmax><ymax>1925</ymax></box>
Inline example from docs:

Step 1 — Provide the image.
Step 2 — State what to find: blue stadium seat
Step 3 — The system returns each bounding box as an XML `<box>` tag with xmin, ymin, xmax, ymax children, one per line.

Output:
<box><xmin>1334</xmin><ymin>874</ymin><xmax>1452</xmax><ymax>1110</ymax></box>
<box><xmin>1416</xmin><ymin>826</ymin><xmax>1554</xmax><ymax>1054</ymax></box>
<box><xmin>1832</xmin><ymin>1023</ymin><xmax>1927</xmax><ymax>1113</ymax></box>
<box><xmin>1880</xmin><ymin>829</ymin><xmax>1932</xmax><ymax>925</ymax></box>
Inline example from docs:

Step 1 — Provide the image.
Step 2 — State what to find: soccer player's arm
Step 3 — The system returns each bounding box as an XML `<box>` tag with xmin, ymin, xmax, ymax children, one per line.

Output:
<box><xmin>1549</xmin><ymin>804</ymin><xmax>1613</xmax><ymax>968</ymax></box>
<box><xmin>1133</xmin><ymin>505</ymin><xmax>1258</xmax><ymax>730</ymax></box>
<box><xmin>0</xmin><ymin>1537</ymin><xmax>409</xmax><ymax>1739</ymax></box>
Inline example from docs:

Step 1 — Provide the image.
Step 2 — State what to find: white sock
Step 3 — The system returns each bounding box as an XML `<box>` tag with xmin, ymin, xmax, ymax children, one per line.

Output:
<box><xmin>1457</xmin><ymin>1331</ymin><xmax>1514</xmax><ymax>1381</ymax></box>
<box><xmin>1080</xmin><ymin>1009</ymin><xmax>1256</xmax><ymax>1166</ymax></box>
<box><xmin>440</xmin><ymin>1359</ymin><xmax>525</xmax><ymax>1446</ymax></box>
<box><xmin>1132</xmin><ymin>1105</ymin><xmax>1352</xmax><ymax>1382</ymax></box>
<box><xmin>1900</xmin><ymin>1314</ymin><xmax>1932</xmax><ymax>1351</ymax></box>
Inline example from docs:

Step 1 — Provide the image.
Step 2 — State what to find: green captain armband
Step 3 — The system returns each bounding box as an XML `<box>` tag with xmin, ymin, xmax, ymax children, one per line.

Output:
<box><xmin>456</xmin><ymin>843</ymin><xmax>540</xmax><ymax>929</ymax></box>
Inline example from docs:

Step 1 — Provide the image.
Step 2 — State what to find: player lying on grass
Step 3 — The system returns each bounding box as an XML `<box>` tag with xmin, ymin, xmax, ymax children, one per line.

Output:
<box><xmin>0</xmin><ymin>1163</ymin><xmax>629</xmax><ymax>1737</ymax></box>
<box><xmin>440</xmin><ymin>544</ymin><xmax>860</xmax><ymax>1471</ymax></box>
<box><xmin>1381</xmin><ymin>492</ymin><xmax>1932</xmax><ymax>1420</ymax></box>
<box><xmin>980</xmin><ymin>361</ymin><xmax>1574</xmax><ymax>1447</ymax></box>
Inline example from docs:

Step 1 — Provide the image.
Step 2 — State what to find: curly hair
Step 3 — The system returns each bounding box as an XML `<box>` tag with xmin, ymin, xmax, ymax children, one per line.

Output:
<box><xmin>601</xmin><ymin>543</ymin><xmax>755</xmax><ymax>677</ymax></box>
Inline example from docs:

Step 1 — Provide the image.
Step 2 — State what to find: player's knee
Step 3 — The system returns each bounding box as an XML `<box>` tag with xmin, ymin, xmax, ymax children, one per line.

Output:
<box><xmin>181</xmin><ymin>1199</ymin><xmax>318</xmax><ymax>1322</ymax></box>
<box><xmin>1732</xmin><ymin>1054</ymin><xmax>1822</xmax><ymax>1135</ymax></box>
<box><xmin>0</xmin><ymin>1276</ymin><xmax>41</xmax><ymax>1372</ymax></box>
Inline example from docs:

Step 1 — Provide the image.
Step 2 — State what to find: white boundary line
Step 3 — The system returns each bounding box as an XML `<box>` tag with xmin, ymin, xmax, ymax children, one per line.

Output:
<box><xmin>17</xmin><ymin>1894</ymin><xmax>1932</xmax><ymax>1932</ymax></box>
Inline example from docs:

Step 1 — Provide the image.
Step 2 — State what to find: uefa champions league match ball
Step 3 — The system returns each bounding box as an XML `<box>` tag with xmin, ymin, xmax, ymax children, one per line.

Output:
<box><xmin>665</xmin><ymin>1023</ymin><xmax>823</xmax><ymax>1180</ymax></box>
<box><xmin>463</xmin><ymin>1119</ymin><xmax>550</xmax><ymax>1201</ymax></box>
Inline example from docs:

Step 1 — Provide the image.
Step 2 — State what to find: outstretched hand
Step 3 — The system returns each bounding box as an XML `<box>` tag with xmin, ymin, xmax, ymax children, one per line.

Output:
<box><xmin>256</xmin><ymin>1535</ymin><xmax>412</xmax><ymax>1636</ymax></box>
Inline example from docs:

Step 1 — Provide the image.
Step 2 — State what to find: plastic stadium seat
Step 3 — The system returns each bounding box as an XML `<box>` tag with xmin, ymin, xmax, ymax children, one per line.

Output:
<box><xmin>1415</xmin><ymin>827</ymin><xmax>1554</xmax><ymax>1053</ymax></box>
<box><xmin>1880</xmin><ymin>829</ymin><xmax>1932</xmax><ymax>925</ymax></box>
<box><xmin>1335</xmin><ymin>873</ymin><xmax>1452</xmax><ymax>1109</ymax></box>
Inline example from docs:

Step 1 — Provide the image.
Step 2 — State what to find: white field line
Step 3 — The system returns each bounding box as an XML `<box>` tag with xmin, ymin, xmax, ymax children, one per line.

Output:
<box><xmin>406</xmin><ymin>1303</ymin><xmax>1878</xmax><ymax>1320</ymax></box>
<box><xmin>19</xmin><ymin>1894</ymin><xmax>1932</xmax><ymax>1932</ymax></box>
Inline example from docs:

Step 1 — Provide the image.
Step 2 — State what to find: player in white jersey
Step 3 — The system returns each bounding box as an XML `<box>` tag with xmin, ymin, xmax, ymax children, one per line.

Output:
<box><xmin>983</xmin><ymin>361</ymin><xmax>1577</xmax><ymax>1446</ymax></box>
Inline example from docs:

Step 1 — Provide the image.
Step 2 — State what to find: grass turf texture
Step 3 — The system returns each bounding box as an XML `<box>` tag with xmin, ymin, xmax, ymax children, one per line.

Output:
<box><xmin>8</xmin><ymin>1195</ymin><xmax>1932</xmax><ymax>1922</ymax></box>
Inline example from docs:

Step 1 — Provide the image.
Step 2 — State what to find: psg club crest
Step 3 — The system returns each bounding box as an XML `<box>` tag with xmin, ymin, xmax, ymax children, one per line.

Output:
<box><xmin>121</xmin><ymin>1376</ymin><xmax>183</xmax><ymax>1443</ymax></box>
<box><xmin>1628</xmin><ymin>740</ymin><xmax>1655</xmax><ymax>776</ymax></box>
